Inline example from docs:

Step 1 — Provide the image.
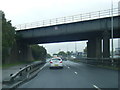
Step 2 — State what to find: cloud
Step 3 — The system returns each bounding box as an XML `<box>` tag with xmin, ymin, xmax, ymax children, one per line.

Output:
<box><xmin>0</xmin><ymin>0</ymin><xmax>119</xmax><ymax>54</ymax></box>
<box><xmin>1</xmin><ymin>0</ymin><xmax>119</xmax><ymax>25</ymax></box>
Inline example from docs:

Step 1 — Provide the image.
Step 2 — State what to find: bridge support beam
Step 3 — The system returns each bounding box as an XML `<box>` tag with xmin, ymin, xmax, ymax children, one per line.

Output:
<box><xmin>103</xmin><ymin>31</ymin><xmax>110</xmax><ymax>58</ymax></box>
<box><xmin>87</xmin><ymin>37</ymin><xmax>102</xmax><ymax>58</ymax></box>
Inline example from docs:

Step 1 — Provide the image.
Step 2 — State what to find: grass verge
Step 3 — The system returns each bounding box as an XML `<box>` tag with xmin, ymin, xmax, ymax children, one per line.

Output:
<box><xmin>2</xmin><ymin>59</ymin><xmax>43</xmax><ymax>69</ymax></box>
<box><xmin>2</xmin><ymin>61</ymin><xmax>34</xmax><ymax>69</ymax></box>
<box><xmin>96</xmin><ymin>65</ymin><xmax>119</xmax><ymax>70</ymax></box>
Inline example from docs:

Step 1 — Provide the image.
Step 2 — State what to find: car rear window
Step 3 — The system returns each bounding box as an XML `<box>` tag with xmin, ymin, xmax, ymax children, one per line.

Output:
<box><xmin>52</xmin><ymin>58</ymin><xmax>61</xmax><ymax>61</ymax></box>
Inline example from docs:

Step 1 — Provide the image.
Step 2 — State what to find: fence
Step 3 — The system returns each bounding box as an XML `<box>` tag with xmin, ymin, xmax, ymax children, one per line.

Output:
<box><xmin>73</xmin><ymin>58</ymin><xmax>119</xmax><ymax>68</ymax></box>
<box><xmin>15</xmin><ymin>7</ymin><xmax>119</xmax><ymax>30</ymax></box>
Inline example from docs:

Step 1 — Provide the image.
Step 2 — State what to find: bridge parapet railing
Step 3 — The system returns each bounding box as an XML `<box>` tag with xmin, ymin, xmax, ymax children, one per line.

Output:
<box><xmin>15</xmin><ymin>8</ymin><xmax>119</xmax><ymax>30</ymax></box>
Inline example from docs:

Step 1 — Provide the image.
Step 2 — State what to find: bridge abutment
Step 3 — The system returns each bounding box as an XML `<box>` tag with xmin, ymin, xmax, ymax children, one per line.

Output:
<box><xmin>5</xmin><ymin>41</ymin><xmax>33</xmax><ymax>64</ymax></box>
<box><xmin>15</xmin><ymin>41</ymin><xmax>33</xmax><ymax>62</ymax></box>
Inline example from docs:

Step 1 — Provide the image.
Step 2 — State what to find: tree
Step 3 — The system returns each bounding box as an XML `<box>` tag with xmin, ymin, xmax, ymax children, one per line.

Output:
<box><xmin>46</xmin><ymin>54</ymin><xmax>52</xmax><ymax>58</ymax></box>
<box><xmin>66</xmin><ymin>51</ymin><xmax>71</xmax><ymax>56</ymax></box>
<box><xmin>31</xmin><ymin>45</ymin><xmax>47</xmax><ymax>61</ymax></box>
<box><xmin>2</xmin><ymin>11</ymin><xmax>15</xmax><ymax>63</ymax></box>
<box><xmin>83</xmin><ymin>47</ymin><xmax>87</xmax><ymax>53</ymax></box>
<box><xmin>53</xmin><ymin>53</ymin><xmax>58</xmax><ymax>56</ymax></box>
<box><xmin>57</xmin><ymin>51</ymin><xmax>67</xmax><ymax>57</ymax></box>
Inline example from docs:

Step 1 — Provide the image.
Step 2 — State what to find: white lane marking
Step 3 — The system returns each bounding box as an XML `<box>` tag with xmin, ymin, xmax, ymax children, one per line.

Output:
<box><xmin>93</xmin><ymin>85</ymin><xmax>101</xmax><ymax>90</ymax></box>
<box><xmin>40</xmin><ymin>68</ymin><xmax>43</xmax><ymax>70</ymax></box>
<box><xmin>64</xmin><ymin>64</ymin><xmax>70</xmax><ymax>69</ymax></box>
<box><xmin>40</xmin><ymin>64</ymin><xmax>46</xmax><ymax>70</ymax></box>
<box><xmin>64</xmin><ymin>64</ymin><xmax>67</xmax><ymax>67</ymax></box>
<box><xmin>74</xmin><ymin>72</ymin><xmax>78</xmax><ymax>74</ymax></box>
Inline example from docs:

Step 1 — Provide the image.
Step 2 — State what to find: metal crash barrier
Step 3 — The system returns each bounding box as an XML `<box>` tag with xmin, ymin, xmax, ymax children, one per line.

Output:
<box><xmin>2</xmin><ymin>61</ymin><xmax>45</xmax><ymax>89</ymax></box>
<box><xmin>72</xmin><ymin>58</ymin><xmax>119</xmax><ymax>68</ymax></box>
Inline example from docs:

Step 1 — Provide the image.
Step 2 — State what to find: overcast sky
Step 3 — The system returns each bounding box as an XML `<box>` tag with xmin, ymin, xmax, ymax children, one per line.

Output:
<box><xmin>0</xmin><ymin>0</ymin><xmax>119</xmax><ymax>55</ymax></box>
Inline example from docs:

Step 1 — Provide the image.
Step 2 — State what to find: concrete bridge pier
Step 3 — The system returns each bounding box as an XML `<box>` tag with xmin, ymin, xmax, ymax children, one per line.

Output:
<box><xmin>87</xmin><ymin>37</ymin><xmax>102</xmax><ymax>58</ymax></box>
<box><xmin>87</xmin><ymin>30</ymin><xmax>110</xmax><ymax>58</ymax></box>
<box><xmin>103</xmin><ymin>30</ymin><xmax>110</xmax><ymax>58</ymax></box>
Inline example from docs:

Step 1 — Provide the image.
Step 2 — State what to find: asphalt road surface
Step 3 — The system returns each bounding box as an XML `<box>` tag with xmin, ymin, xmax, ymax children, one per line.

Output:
<box><xmin>18</xmin><ymin>60</ymin><xmax>118</xmax><ymax>88</ymax></box>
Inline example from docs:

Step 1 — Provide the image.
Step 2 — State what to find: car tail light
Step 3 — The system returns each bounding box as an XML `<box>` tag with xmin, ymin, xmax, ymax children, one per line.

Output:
<box><xmin>50</xmin><ymin>61</ymin><xmax>52</xmax><ymax>63</ymax></box>
<box><xmin>60</xmin><ymin>61</ymin><xmax>62</xmax><ymax>63</ymax></box>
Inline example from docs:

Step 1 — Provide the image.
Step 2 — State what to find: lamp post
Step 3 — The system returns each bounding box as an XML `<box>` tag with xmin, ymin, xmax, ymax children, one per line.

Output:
<box><xmin>111</xmin><ymin>0</ymin><xmax>114</xmax><ymax>62</ymax></box>
<box><xmin>75</xmin><ymin>42</ymin><xmax>77</xmax><ymax>58</ymax></box>
<box><xmin>75</xmin><ymin>42</ymin><xmax>77</xmax><ymax>53</ymax></box>
<box><xmin>66</xmin><ymin>43</ymin><xmax>68</xmax><ymax>59</ymax></box>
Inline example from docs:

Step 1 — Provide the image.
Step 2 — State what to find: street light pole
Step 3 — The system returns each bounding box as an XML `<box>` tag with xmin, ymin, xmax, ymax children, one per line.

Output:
<box><xmin>66</xmin><ymin>43</ymin><xmax>68</xmax><ymax>59</ymax></box>
<box><xmin>111</xmin><ymin>0</ymin><xmax>114</xmax><ymax>62</ymax></box>
<box><xmin>75</xmin><ymin>42</ymin><xmax>78</xmax><ymax>58</ymax></box>
<box><xmin>75</xmin><ymin>42</ymin><xmax>77</xmax><ymax>53</ymax></box>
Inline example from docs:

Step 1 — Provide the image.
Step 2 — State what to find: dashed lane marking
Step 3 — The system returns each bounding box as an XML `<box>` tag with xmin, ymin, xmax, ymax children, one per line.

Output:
<box><xmin>74</xmin><ymin>72</ymin><xmax>78</xmax><ymax>74</ymax></box>
<box><xmin>64</xmin><ymin>64</ymin><xmax>67</xmax><ymax>67</ymax></box>
<box><xmin>93</xmin><ymin>85</ymin><xmax>101</xmax><ymax>90</ymax></box>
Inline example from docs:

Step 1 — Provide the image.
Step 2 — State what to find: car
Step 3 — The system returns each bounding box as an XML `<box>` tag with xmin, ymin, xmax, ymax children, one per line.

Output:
<box><xmin>49</xmin><ymin>58</ymin><xmax>63</xmax><ymax>69</ymax></box>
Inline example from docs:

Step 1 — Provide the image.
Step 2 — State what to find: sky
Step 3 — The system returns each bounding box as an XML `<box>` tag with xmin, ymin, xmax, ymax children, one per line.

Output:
<box><xmin>0</xmin><ymin>0</ymin><xmax>120</xmax><ymax>55</ymax></box>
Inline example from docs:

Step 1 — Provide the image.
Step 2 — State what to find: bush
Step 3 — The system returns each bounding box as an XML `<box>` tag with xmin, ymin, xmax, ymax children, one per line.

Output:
<box><xmin>2</xmin><ymin>11</ymin><xmax>15</xmax><ymax>64</ymax></box>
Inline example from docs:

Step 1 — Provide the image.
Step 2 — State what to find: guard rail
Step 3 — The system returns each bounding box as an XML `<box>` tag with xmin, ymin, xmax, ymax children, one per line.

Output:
<box><xmin>2</xmin><ymin>61</ymin><xmax>45</xmax><ymax>89</ymax></box>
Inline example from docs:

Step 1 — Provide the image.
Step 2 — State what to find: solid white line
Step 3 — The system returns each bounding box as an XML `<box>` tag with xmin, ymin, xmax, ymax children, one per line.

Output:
<box><xmin>40</xmin><ymin>68</ymin><xmax>43</xmax><ymax>70</ymax></box>
<box><xmin>40</xmin><ymin>64</ymin><xmax>46</xmax><ymax>70</ymax></box>
<box><xmin>74</xmin><ymin>72</ymin><xmax>78</xmax><ymax>74</ymax></box>
<box><xmin>93</xmin><ymin>85</ymin><xmax>101</xmax><ymax>90</ymax></box>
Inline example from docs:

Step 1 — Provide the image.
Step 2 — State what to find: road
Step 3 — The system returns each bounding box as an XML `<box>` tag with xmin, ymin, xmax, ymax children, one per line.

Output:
<box><xmin>18</xmin><ymin>60</ymin><xmax>118</xmax><ymax>88</ymax></box>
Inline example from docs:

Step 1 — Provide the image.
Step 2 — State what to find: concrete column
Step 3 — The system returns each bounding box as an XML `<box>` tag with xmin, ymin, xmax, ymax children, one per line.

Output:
<box><xmin>87</xmin><ymin>41</ymin><xmax>91</xmax><ymax>58</ymax></box>
<box><xmin>103</xmin><ymin>31</ymin><xmax>110</xmax><ymax>58</ymax></box>
<box><xmin>87</xmin><ymin>39</ymin><xmax>95</xmax><ymax>58</ymax></box>
<box><xmin>96</xmin><ymin>38</ymin><xmax>102</xmax><ymax>58</ymax></box>
<box><xmin>87</xmin><ymin>37</ymin><xmax>102</xmax><ymax>58</ymax></box>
